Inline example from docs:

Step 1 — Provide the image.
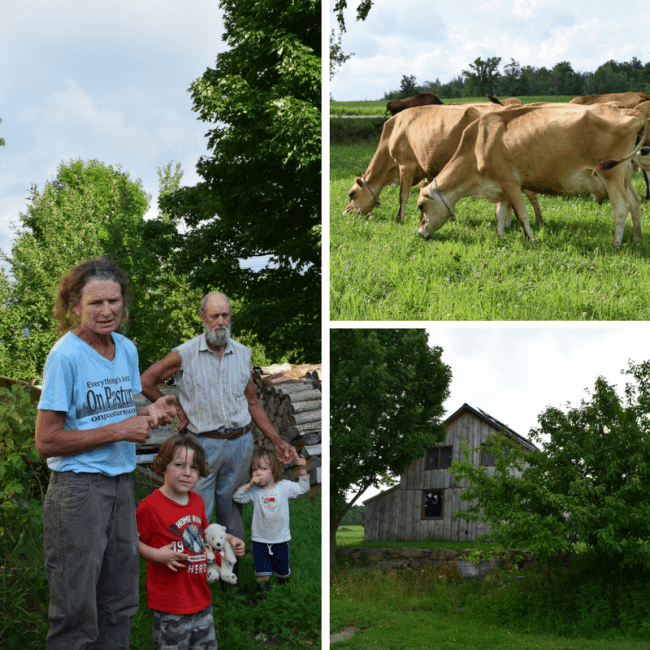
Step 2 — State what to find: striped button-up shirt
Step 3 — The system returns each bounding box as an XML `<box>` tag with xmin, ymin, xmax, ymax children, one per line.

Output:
<box><xmin>173</xmin><ymin>333</ymin><xmax>253</xmax><ymax>434</ymax></box>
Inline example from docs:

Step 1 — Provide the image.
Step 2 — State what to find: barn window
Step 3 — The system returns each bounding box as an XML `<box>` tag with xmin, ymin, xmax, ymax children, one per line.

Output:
<box><xmin>426</xmin><ymin>446</ymin><xmax>453</xmax><ymax>469</ymax></box>
<box><xmin>480</xmin><ymin>444</ymin><xmax>509</xmax><ymax>466</ymax></box>
<box><xmin>422</xmin><ymin>490</ymin><xmax>444</xmax><ymax>519</ymax></box>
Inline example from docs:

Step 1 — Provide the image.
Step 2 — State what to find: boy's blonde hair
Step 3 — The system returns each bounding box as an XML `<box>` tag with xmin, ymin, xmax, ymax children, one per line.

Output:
<box><xmin>152</xmin><ymin>434</ymin><xmax>209</xmax><ymax>478</ymax></box>
<box><xmin>251</xmin><ymin>447</ymin><xmax>283</xmax><ymax>481</ymax></box>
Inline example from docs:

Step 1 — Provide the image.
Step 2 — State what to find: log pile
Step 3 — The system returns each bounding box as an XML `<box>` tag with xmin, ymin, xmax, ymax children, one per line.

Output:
<box><xmin>250</xmin><ymin>363</ymin><xmax>322</xmax><ymax>493</ymax></box>
<box><xmin>134</xmin><ymin>363</ymin><xmax>322</xmax><ymax>494</ymax></box>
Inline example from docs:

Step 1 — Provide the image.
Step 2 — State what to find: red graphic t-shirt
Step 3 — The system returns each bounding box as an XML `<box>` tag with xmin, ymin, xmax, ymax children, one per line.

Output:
<box><xmin>136</xmin><ymin>489</ymin><xmax>211</xmax><ymax>614</ymax></box>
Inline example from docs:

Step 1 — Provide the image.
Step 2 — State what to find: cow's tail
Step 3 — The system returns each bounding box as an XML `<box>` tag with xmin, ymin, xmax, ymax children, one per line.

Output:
<box><xmin>592</xmin><ymin>119</ymin><xmax>647</xmax><ymax>174</ymax></box>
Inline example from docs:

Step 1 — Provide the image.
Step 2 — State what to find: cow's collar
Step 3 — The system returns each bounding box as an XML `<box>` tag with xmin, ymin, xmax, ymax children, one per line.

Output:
<box><xmin>427</xmin><ymin>178</ymin><xmax>455</xmax><ymax>221</ymax></box>
<box><xmin>361</xmin><ymin>176</ymin><xmax>381</xmax><ymax>208</ymax></box>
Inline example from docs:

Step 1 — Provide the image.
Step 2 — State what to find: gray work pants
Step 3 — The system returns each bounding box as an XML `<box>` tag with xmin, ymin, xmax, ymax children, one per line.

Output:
<box><xmin>42</xmin><ymin>471</ymin><xmax>139</xmax><ymax>650</ymax></box>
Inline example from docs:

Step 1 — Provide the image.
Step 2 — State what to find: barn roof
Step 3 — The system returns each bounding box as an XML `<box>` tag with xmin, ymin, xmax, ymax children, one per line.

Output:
<box><xmin>445</xmin><ymin>403</ymin><xmax>538</xmax><ymax>452</ymax></box>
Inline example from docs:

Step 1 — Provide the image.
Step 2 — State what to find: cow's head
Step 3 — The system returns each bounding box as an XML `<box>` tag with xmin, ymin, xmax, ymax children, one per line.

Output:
<box><xmin>344</xmin><ymin>176</ymin><xmax>380</xmax><ymax>215</ymax></box>
<box><xmin>416</xmin><ymin>179</ymin><xmax>454</xmax><ymax>238</ymax></box>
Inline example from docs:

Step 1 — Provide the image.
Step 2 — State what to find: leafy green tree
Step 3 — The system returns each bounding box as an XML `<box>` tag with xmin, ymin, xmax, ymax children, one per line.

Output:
<box><xmin>340</xmin><ymin>505</ymin><xmax>366</xmax><ymax>526</ymax></box>
<box><xmin>0</xmin><ymin>159</ymin><xmax>204</xmax><ymax>381</ymax></box>
<box><xmin>552</xmin><ymin>61</ymin><xmax>582</xmax><ymax>95</ymax></box>
<box><xmin>586</xmin><ymin>60</ymin><xmax>631</xmax><ymax>94</ymax></box>
<box><xmin>452</xmin><ymin>361</ymin><xmax>650</xmax><ymax>571</ymax></box>
<box><xmin>333</xmin><ymin>0</ymin><xmax>373</xmax><ymax>31</ymax></box>
<box><xmin>157</xmin><ymin>0</ymin><xmax>321</xmax><ymax>363</ymax></box>
<box><xmin>463</xmin><ymin>56</ymin><xmax>502</xmax><ymax>95</ymax></box>
<box><xmin>497</xmin><ymin>58</ymin><xmax>522</xmax><ymax>96</ymax></box>
<box><xmin>0</xmin><ymin>117</ymin><xmax>5</xmax><ymax>147</ymax></box>
<box><xmin>330</xmin><ymin>29</ymin><xmax>353</xmax><ymax>80</ymax></box>
<box><xmin>398</xmin><ymin>74</ymin><xmax>419</xmax><ymax>99</ymax></box>
<box><xmin>330</xmin><ymin>329</ymin><xmax>452</xmax><ymax>566</ymax></box>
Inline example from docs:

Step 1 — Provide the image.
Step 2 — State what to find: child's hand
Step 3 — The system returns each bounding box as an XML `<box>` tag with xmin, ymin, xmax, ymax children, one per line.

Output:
<box><xmin>156</xmin><ymin>542</ymin><xmax>189</xmax><ymax>572</ymax></box>
<box><xmin>295</xmin><ymin>456</ymin><xmax>307</xmax><ymax>468</ymax></box>
<box><xmin>226</xmin><ymin>534</ymin><xmax>246</xmax><ymax>557</ymax></box>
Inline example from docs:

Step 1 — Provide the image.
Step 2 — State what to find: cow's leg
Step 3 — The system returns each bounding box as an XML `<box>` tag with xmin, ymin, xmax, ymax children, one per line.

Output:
<box><xmin>607</xmin><ymin>183</ymin><xmax>632</xmax><ymax>246</ymax></box>
<box><xmin>495</xmin><ymin>202</ymin><xmax>512</xmax><ymax>238</ymax></box>
<box><xmin>396</xmin><ymin>165</ymin><xmax>416</xmax><ymax>222</ymax></box>
<box><xmin>501</xmin><ymin>184</ymin><xmax>535</xmax><ymax>241</ymax></box>
<box><xmin>524</xmin><ymin>190</ymin><xmax>546</xmax><ymax>226</ymax></box>
<box><xmin>643</xmin><ymin>168</ymin><xmax>650</xmax><ymax>200</ymax></box>
<box><xmin>627</xmin><ymin>183</ymin><xmax>642</xmax><ymax>241</ymax></box>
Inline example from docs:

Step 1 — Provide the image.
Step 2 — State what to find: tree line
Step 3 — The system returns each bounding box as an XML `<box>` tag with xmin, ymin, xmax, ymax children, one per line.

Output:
<box><xmin>0</xmin><ymin>0</ymin><xmax>320</xmax><ymax>383</ymax></box>
<box><xmin>383</xmin><ymin>56</ymin><xmax>650</xmax><ymax>100</ymax></box>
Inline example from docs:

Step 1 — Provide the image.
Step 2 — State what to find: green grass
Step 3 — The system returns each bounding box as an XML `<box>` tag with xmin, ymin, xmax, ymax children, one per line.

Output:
<box><xmin>330</xmin><ymin>140</ymin><xmax>650</xmax><ymax>321</ymax></box>
<box><xmin>331</xmin><ymin>559</ymin><xmax>650</xmax><ymax>649</ymax></box>
<box><xmin>330</xmin><ymin>96</ymin><xmax>576</xmax><ymax>115</ymax></box>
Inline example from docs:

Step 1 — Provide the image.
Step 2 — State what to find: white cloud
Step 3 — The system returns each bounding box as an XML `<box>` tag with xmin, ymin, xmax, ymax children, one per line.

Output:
<box><xmin>332</xmin><ymin>0</ymin><xmax>650</xmax><ymax>100</ymax></box>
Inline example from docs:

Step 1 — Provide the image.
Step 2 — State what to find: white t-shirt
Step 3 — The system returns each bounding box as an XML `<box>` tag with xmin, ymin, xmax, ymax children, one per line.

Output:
<box><xmin>233</xmin><ymin>476</ymin><xmax>310</xmax><ymax>544</ymax></box>
<box><xmin>38</xmin><ymin>331</ymin><xmax>142</xmax><ymax>476</ymax></box>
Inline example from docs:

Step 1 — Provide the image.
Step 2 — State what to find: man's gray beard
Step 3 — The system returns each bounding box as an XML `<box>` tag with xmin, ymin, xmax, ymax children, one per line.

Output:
<box><xmin>205</xmin><ymin>325</ymin><xmax>230</xmax><ymax>347</ymax></box>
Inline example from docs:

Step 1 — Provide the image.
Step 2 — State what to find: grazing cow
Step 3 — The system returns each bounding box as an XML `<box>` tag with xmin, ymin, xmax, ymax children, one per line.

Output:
<box><xmin>570</xmin><ymin>92</ymin><xmax>650</xmax><ymax>109</ymax></box>
<box><xmin>345</xmin><ymin>103</ymin><xmax>544</xmax><ymax>225</ymax></box>
<box><xmin>384</xmin><ymin>93</ymin><xmax>443</xmax><ymax>117</ymax></box>
<box><xmin>416</xmin><ymin>103</ymin><xmax>647</xmax><ymax>245</ymax></box>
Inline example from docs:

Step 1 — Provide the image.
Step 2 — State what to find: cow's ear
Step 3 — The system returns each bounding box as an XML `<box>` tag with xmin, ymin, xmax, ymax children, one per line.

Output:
<box><xmin>475</xmin><ymin>113</ymin><xmax>507</xmax><ymax>175</ymax></box>
<box><xmin>418</xmin><ymin>180</ymin><xmax>429</xmax><ymax>188</ymax></box>
<box><xmin>354</xmin><ymin>177</ymin><xmax>364</xmax><ymax>188</ymax></box>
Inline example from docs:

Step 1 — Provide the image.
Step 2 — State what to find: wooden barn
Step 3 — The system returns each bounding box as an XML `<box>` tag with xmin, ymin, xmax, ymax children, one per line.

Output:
<box><xmin>363</xmin><ymin>403</ymin><xmax>538</xmax><ymax>542</ymax></box>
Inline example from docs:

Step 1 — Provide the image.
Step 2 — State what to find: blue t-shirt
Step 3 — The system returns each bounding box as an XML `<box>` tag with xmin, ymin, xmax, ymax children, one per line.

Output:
<box><xmin>38</xmin><ymin>331</ymin><xmax>142</xmax><ymax>476</ymax></box>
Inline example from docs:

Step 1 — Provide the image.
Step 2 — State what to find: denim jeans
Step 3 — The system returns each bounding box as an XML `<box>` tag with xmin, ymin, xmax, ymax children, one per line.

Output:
<box><xmin>42</xmin><ymin>471</ymin><xmax>139</xmax><ymax>650</ymax></box>
<box><xmin>188</xmin><ymin>432</ymin><xmax>254</xmax><ymax>541</ymax></box>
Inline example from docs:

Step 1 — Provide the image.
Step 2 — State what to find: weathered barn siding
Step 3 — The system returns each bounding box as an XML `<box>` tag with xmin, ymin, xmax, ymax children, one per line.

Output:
<box><xmin>364</xmin><ymin>404</ymin><xmax>531</xmax><ymax>542</ymax></box>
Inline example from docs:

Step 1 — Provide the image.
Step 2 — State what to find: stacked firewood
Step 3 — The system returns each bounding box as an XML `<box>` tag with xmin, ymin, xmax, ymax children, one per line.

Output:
<box><xmin>250</xmin><ymin>364</ymin><xmax>321</xmax><ymax>491</ymax></box>
<box><xmin>134</xmin><ymin>363</ymin><xmax>322</xmax><ymax>494</ymax></box>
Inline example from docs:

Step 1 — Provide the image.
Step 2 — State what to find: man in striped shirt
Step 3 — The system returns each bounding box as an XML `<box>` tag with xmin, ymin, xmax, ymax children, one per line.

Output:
<box><xmin>140</xmin><ymin>291</ymin><xmax>299</xmax><ymax>552</ymax></box>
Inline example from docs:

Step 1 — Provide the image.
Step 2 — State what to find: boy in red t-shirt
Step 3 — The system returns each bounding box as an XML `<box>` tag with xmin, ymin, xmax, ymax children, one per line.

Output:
<box><xmin>136</xmin><ymin>434</ymin><xmax>245</xmax><ymax>650</ymax></box>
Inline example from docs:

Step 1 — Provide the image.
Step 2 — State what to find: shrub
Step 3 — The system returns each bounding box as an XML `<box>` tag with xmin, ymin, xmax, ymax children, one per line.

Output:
<box><xmin>0</xmin><ymin>384</ymin><xmax>49</xmax><ymax>645</ymax></box>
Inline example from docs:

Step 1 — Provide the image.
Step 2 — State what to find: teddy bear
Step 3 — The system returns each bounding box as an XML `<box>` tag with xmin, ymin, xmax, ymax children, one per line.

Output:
<box><xmin>204</xmin><ymin>523</ymin><xmax>237</xmax><ymax>585</ymax></box>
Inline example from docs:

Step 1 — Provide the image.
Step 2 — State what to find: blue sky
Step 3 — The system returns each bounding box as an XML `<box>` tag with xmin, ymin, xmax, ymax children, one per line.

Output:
<box><xmin>0</xmin><ymin>1</ymin><xmax>232</xmax><ymax>273</ymax></box>
<box><xmin>330</xmin><ymin>0</ymin><xmax>650</xmax><ymax>101</ymax></box>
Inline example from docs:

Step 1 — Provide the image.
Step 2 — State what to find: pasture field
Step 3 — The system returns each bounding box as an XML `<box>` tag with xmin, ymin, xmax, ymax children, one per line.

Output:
<box><xmin>330</xmin><ymin>95</ymin><xmax>576</xmax><ymax>115</ymax></box>
<box><xmin>330</xmin><ymin>141</ymin><xmax>650</xmax><ymax>321</ymax></box>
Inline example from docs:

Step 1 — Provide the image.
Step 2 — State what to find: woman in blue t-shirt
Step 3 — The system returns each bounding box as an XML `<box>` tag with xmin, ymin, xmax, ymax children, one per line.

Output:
<box><xmin>36</xmin><ymin>257</ymin><xmax>177</xmax><ymax>650</ymax></box>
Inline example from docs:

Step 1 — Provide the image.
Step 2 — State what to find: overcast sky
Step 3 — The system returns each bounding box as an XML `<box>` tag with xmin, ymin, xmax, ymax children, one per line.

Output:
<box><xmin>354</xmin><ymin>323</ymin><xmax>650</xmax><ymax>502</ymax></box>
<box><xmin>0</xmin><ymin>1</ymin><xmax>249</xmax><ymax>274</ymax></box>
<box><xmin>330</xmin><ymin>0</ymin><xmax>650</xmax><ymax>101</ymax></box>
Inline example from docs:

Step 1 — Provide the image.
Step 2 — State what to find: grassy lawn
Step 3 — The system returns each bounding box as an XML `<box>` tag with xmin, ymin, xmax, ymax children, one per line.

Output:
<box><xmin>331</xmin><ymin>527</ymin><xmax>650</xmax><ymax>649</ymax></box>
<box><xmin>331</xmin><ymin>595</ymin><xmax>650</xmax><ymax>649</ymax></box>
<box><xmin>330</xmin><ymin>138</ymin><xmax>650</xmax><ymax>321</ymax></box>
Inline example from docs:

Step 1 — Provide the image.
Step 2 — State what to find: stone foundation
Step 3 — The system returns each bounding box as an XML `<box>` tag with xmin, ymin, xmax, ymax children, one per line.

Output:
<box><xmin>336</xmin><ymin>546</ymin><xmax>537</xmax><ymax>573</ymax></box>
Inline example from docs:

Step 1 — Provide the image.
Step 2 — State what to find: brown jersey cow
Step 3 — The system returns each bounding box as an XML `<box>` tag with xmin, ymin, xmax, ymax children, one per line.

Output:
<box><xmin>345</xmin><ymin>102</ymin><xmax>544</xmax><ymax>226</ymax></box>
<box><xmin>417</xmin><ymin>104</ymin><xmax>647</xmax><ymax>245</ymax></box>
